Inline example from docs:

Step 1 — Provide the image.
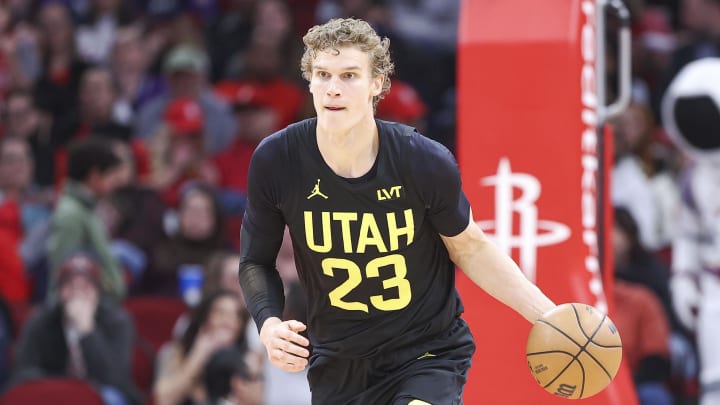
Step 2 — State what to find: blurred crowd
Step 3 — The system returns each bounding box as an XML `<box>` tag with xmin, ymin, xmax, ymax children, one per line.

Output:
<box><xmin>0</xmin><ymin>0</ymin><xmax>718</xmax><ymax>404</ymax></box>
<box><xmin>0</xmin><ymin>0</ymin><xmax>453</xmax><ymax>404</ymax></box>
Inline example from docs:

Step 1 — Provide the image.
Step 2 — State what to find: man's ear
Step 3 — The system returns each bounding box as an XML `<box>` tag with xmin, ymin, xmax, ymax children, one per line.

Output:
<box><xmin>372</xmin><ymin>76</ymin><xmax>384</xmax><ymax>97</ymax></box>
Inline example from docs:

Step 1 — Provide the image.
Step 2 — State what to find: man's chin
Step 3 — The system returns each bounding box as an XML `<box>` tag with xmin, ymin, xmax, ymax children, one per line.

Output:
<box><xmin>317</xmin><ymin>115</ymin><xmax>352</xmax><ymax>131</ymax></box>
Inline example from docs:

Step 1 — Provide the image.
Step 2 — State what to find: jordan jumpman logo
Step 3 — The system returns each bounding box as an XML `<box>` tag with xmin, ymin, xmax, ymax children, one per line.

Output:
<box><xmin>307</xmin><ymin>179</ymin><xmax>329</xmax><ymax>199</ymax></box>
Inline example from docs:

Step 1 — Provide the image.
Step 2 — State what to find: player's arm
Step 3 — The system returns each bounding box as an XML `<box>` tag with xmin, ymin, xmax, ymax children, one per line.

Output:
<box><xmin>408</xmin><ymin>132</ymin><xmax>556</xmax><ymax>322</ymax></box>
<box><xmin>238</xmin><ymin>135</ymin><xmax>309</xmax><ymax>372</ymax></box>
<box><xmin>441</xmin><ymin>211</ymin><xmax>556</xmax><ymax>323</ymax></box>
<box><xmin>239</xmin><ymin>225</ymin><xmax>310</xmax><ymax>372</ymax></box>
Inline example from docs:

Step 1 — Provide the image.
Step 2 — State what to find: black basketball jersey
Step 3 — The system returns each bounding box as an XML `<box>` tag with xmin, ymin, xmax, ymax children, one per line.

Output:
<box><xmin>242</xmin><ymin>118</ymin><xmax>471</xmax><ymax>358</ymax></box>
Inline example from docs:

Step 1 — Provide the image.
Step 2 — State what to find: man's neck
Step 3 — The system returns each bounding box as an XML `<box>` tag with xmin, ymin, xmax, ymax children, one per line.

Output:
<box><xmin>316</xmin><ymin>116</ymin><xmax>378</xmax><ymax>178</ymax></box>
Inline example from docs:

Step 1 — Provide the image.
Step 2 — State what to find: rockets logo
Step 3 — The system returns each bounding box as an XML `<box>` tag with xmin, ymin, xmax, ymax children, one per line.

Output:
<box><xmin>476</xmin><ymin>158</ymin><xmax>571</xmax><ymax>283</ymax></box>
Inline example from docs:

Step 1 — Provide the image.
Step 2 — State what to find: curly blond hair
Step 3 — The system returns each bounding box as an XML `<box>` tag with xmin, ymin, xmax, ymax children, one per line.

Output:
<box><xmin>300</xmin><ymin>18</ymin><xmax>394</xmax><ymax>109</ymax></box>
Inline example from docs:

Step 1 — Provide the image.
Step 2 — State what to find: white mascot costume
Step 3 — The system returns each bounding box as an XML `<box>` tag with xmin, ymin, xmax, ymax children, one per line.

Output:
<box><xmin>663</xmin><ymin>58</ymin><xmax>720</xmax><ymax>405</ymax></box>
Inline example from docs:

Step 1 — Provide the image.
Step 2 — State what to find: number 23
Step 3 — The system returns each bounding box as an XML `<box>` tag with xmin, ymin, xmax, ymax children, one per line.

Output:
<box><xmin>322</xmin><ymin>254</ymin><xmax>412</xmax><ymax>313</ymax></box>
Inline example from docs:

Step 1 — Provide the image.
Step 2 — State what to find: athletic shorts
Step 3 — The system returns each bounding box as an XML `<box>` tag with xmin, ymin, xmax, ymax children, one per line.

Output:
<box><xmin>307</xmin><ymin>317</ymin><xmax>476</xmax><ymax>405</ymax></box>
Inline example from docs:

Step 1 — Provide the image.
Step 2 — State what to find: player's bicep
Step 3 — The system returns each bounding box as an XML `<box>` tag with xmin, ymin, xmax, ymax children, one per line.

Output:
<box><xmin>440</xmin><ymin>211</ymin><xmax>488</xmax><ymax>265</ymax></box>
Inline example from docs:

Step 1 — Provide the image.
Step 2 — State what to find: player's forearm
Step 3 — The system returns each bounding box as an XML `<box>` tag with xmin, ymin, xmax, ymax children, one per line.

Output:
<box><xmin>238</xmin><ymin>261</ymin><xmax>286</xmax><ymax>331</ymax></box>
<box><xmin>456</xmin><ymin>239</ymin><xmax>555</xmax><ymax>323</ymax></box>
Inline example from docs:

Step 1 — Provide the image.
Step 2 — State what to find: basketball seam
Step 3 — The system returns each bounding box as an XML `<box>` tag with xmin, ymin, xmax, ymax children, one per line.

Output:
<box><xmin>536</xmin><ymin>320</ymin><xmax>584</xmax><ymax>349</ymax></box>
<box><xmin>542</xmin><ymin>358</ymin><xmax>577</xmax><ymax>391</ymax></box>
<box><xmin>571</xmin><ymin>304</ymin><xmax>617</xmax><ymax>381</ymax></box>
<box><xmin>526</xmin><ymin>350</ymin><xmax>576</xmax><ymax>357</ymax></box>
<box><xmin>588</xmin><ymin>343</ymin><xmax>622</xmax><ymax>349</ymax></box>
<box><xmin>577</xmin><ymin>356</ymin><xmax>587</xmax><ymax>398</ymax></box>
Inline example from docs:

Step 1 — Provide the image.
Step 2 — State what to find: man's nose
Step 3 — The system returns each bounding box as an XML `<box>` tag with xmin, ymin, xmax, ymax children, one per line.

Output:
<box><xmin>326</xmin><ymin>78</ymin><xmax>341</xmax><ymax>96</ymax></box>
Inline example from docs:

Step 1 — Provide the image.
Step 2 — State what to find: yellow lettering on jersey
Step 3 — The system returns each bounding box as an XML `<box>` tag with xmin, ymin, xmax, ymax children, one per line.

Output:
<box><xmin>356</xmin><ymin>213</ymin><xmax>387</xmax><ymax>253</ymax></box>
<box><xmin>376</xmin><ymin>185</ymin><xmax>402</xmax><ymax>201</ymax></box>
<box><xmin>332</xmin><ymin>212</ymin><xmax>358</xmax><ymax>253</ymax></box>
<box><xmin>387</xmin><ymin>209</ymin><xmax>414</xmax><ymax>251</ymax></box>
<box><xmin>304</xmin><ymin>211</ymin><xmax>332</xmax><ymax>253</ymax></box>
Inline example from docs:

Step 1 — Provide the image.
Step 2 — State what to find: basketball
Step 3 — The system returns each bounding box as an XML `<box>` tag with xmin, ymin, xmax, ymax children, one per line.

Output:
<box><xmin>526</xmin><ymin>303</ymin><xmax>622</xmax><ymax>399</ymax></box>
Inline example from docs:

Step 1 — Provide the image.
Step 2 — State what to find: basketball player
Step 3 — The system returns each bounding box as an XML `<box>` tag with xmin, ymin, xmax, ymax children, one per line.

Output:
<box><xmin>238</xmin><ymin>18</ymin><xmax>557</xmax><ymax>404</ymax></box>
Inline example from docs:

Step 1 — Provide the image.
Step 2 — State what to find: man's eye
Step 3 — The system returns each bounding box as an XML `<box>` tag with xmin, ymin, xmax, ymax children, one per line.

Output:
<box><xmin>318</xmin><ymin>71</ymin><xmax>329</xmax><ymax>78</ymax></box>
<box><xmin>343</xmin><ymin>73</ymin><xmax>355</xmax><ymax>79</ymax></box>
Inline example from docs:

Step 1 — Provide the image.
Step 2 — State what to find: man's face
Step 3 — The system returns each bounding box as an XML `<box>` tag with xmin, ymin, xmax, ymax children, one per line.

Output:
<box><xmin>309</xmin><ymin>46</ymin><xmax>383</xmax><ymax>132</ymax></box>
<box><xmin>59</xmin><ymin>275</ymin><xmax>99</xmax><ymax>306</ymax></box>
<box><xmin>113</xmin><ymin>34</ymin><xmax>146</xmax><ymax>72</ymax></box>
<box><xmin>6</xmin><ymin>95</ymin><xmax>39</xmax><ymax>138</ymax></box>
<box><xmin>80</xmin><ymin>70</ymin><xmax>115</xmax><ymax>122</ymax></box>
<box><xmin>0</xmin><ymin>139</ymin><xmax>33</xmax><ymax>191</ymax></box>
<box><xmin>179</xmin><ymin>190</ymin><xmax>216</xmax><ymax>241</ymax></box>
<box><xmin>168</xmin><ymin>71</ymin><xmax>203</xmax><ymax>99</ymax></box>
<box><xmin>38</xmin><ymin>3</ymin><xmax>73</xmax><ymax>51</ymax></box>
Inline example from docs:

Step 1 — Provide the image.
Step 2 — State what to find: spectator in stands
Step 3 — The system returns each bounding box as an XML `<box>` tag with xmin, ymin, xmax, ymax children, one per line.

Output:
<box><xmin>153</xmin><ymin>290</ymin><xmax>252</xmax><ymax>405</ymax></box>
<box><xmin>159</xmin><ymin>251</ymin><xmax>264</xmax><ymax>363</ymax></box>
<box><xmin>47</xmin><ymin>138</ymin><xmax>127</xmax><ymax>301</ymax></box>
<box><xmin>248</xmin><ymin>0</ymin><xmax>304</xmax><ymax>82</ymax></box>
<box><xmin>143</xmin><ymin>183</ymin><xmax>226</xmax><ymax>296</ymax></box>
<box><xmin>0</xmin><ymin>4</ymin><xmax>36</xmax><ymax>98</ymax></box>
<box><xmin>210</xmin><ymin>38</ymin><xmax>305</xmax><ymax>221</ymax></box>
<box><xmin>74</xmin><ymin>0</ymin><xmax>136</xmax><ymax>65</ymax></box>
<box><xmin>0</xmin><ymin>135</ymin><xmax>53</xmax><ymax>303</ymax></box>
<box><xmin>611</xmin><ymin>102</ymin><xmax>664</xmax><ymax>251</ymax></box>
<box><xmin>52</xmin><ymin>66</ymin><xmax>133</xmax><ymax>148</ymax></box>
<box><xmin>9</xmin><ymin>252</ymin><xmax>140</xmax><ymax>405</ymax></box>
<box><xmin>2</xmin><ymin>89</ymin><xmax>55</xmax><ymax>188</ymax></box>
<box><xmin>613</xmin><ymin>206</ymin><xmax>680</xmax><ymax>331</ymax></box>
<box><xmin>202</xmin><ymin>252</ymin><xmax>263</xmax><ymax>352</ymax></box>
<box><xmin>614</xmin><ymin>278</ymin><xmax>673</xmax><ymax>405</ymax></box>
<box><xmin>100</xmin><ymin>141</ymin><xmax>166</xmax><ymax>292</ymax></box>
<box><xmin>203</xmin><ymin>346</ymin><xmax>264</xmax><ymax>405</ymax></box>
<box><xmin>110</xmin><ymin>26</ymin><xmax>167</xmax><ymax>119</ymax></box>
<box><xmin>93</xmin><ymin>140</ymin><xmax>156</xmax><ymax>290</ymax></box>
<box><xmin>202</xmin><ymin>252</ymin><xmax>245</xmax><ymax>300</ymax></box>
<box><xmin>134</xmin><ymin>43</ymin><xmax>236</xmax><ymax>153</ymax></box>
<box><xmin>148</xmin><ymin>97</ymin><xmax>217</xmax><ymax>207</ymax></box>
<box><xmin>205</xmin><ymin>0</ymin><xmax>255</xmax><ymax>82</ymax></box>
<box><xmin>32</xmin><ymin>1</ymin><xmax>89</xmax><ymax>125</ymax></box>
<box><xmin>210</xmin><ymin>78</ymin><xmax>299</xmax><ymax>221</ymax></box>
<box><xmin>1</xmin><ymin>98</ymin><xmax>57</xmax><ymax>300</ymax></box>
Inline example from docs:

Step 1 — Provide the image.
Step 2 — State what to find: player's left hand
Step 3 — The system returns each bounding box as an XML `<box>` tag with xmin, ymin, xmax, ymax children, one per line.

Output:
<box><xmin>259</xmin><ymin>317</ymin><xmax>310</xmax><ymax>372</ymax></box>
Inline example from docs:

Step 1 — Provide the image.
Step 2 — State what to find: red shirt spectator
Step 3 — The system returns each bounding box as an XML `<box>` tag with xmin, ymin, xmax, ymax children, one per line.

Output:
<box><xmin>613</xmin><ymin>280</ymin><xmax>671</xmax><ymax>373</ymax></box>
<box><xmin>212</xmin><ymin>80</ymin><xmax>303</xmax><ymax>193</ymax></box>
<box><xmin>150</xmin><ymin>98</ymin><xmax>216</xmax><ymax>207</ymax></box>
<box><xmin>0</xmin><ymin>200</ymin><xmax>29</xmax><ymax>303</ymax></box>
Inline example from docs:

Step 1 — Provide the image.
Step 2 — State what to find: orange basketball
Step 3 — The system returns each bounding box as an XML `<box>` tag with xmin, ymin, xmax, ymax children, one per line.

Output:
<box><xmin>526</xmin><ymin>303</ymin><xmax>622</xmax><ymax>399</ymax></box>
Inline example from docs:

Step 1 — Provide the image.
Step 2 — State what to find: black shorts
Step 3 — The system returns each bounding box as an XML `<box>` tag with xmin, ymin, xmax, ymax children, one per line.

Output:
<box><xmin>307</xmin><ymin>317</ymin><xmax>476</xmax><ymax>405</ymax></box>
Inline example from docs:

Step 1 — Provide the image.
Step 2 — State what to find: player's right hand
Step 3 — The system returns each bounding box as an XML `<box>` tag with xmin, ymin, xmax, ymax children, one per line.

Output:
<box><xmin>259</xmin><ymin>317</ymin><xmax>310</xmax><ymax>372</ymax></box>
